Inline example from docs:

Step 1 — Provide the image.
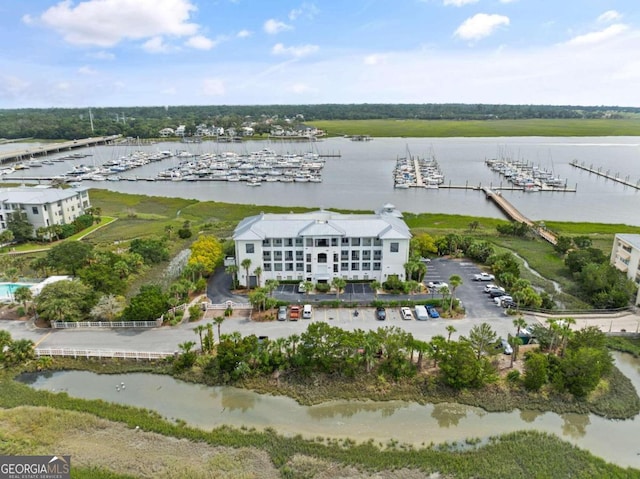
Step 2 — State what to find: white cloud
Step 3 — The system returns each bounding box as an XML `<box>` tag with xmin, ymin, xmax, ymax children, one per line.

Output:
<box><xmin>289</xmin><ymin>83</ymin><xmax>316</xmax><ymax>94</ymax></box>
<box><xmin>271</xmin><ymin>43</ymin><xmax>319</xmax><ymax>58</ymax></box>
<box><xmin>202</xmin><ymin>78</ymin><xmax>225</xmax><ymax>96</ymax></box>
<box><xmin>142</xmin><ymin>36</ymin><xmax>171</xmax><ymax>53</ymax></box>
<box><xmin>22</xmin><ymin>14</ymin><xmax>34</xmax><ymax>25</ymax></box>
<box><xmin>78</xmin><ymin>66</ymin><xmax>97</xmax><ymax>75</ymax></box>
<box><xmin>363</xmin><ymin>54</ymin><xmax>386</xmax><ymax>65</ymax></box>
<box><xmin>566</xmin><ymin>24</ymin><xmax>628</xmax><ymax>46</ymax></box>
<box><xmin>185</xmin><ymin>35</ymin><xmax>216</xmax><ymax>50</ymax></box>
<box><xmin>264</xmin><ymin>19</ymin><xmax>292</xmax><ymax>35</ymax></box>
<box><xmin>454</xmin><ymin>13</ymin><xmax>510</xmax><ymax>41</ymax></box>
<box><xmin>37</xmin><ymin>0</ymin><xmax>199</xmax><ymax>47</ymax></box>
<box><xmin>598</xmin><ymin>10</ymin><xmax>622</xmax><ymax>24</ymax></box>
<box><xmin>87</xmin><ymin>51</ymin><xmax>115</xmax><ymax>60</ymax></box>
<box><xmin>237</xmin><ymin>29</ymin><xmax>251</xmax><ymax>38</ymax></box>
<box><xmin>289</xmin><ymin>3</ymin><xmax>319</xmax><ymax>21</ymax></box>
<box><xmin>498</xmin><ymin>0</ymin><xmax>517</xmax><ymax>3</ymax></box>
<box><xmin>443</xmin><ymin>0</ymin><xmax>478</xmax><ymax>6</ymax></box>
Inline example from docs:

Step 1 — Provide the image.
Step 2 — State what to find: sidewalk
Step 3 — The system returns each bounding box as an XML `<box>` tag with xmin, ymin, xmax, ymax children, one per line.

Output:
<box><xmin>527</xmin><ymin>310</ymin><xmax>640</xmax><ymax>334</ymax></box>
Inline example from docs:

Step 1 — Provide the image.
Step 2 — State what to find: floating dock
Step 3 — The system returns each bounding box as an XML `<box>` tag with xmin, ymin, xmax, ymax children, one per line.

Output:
<box><xmin>570</xmin><ymin>160</ymin><xmax>640</xmax><ymax>190</ymax></box>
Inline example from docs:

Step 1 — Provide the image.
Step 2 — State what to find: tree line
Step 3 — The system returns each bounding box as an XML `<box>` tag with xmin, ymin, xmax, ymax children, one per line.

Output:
<box><xmin>1</xmin><ymin>103</ymin><xmax>637</xmax><ymax>140</ymax></box>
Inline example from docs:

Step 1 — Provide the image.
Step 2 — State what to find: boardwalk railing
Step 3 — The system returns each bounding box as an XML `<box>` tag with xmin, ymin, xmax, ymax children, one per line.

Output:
<box><xmin>51</xmin><ymin>319</ymin><xmax>163</xmax><ymax>329</ymax></box>
<box><xmin>206</xmin><ymin>301</ymin><xmax>252</xmax><ymax>310</ymax></box>
<box><xmin>35</xmin><ymin>348</ymin><xmax>174</xmax><ymax>360</ymax></box>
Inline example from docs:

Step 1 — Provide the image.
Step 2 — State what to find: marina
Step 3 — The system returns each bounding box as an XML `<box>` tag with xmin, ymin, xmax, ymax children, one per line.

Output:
<box><xmin>393</xmin><ymin>147</ymin><xmax>444</xmax><ymax>188</ymax></box>
<box><xmin>570</xmin><ymin>160</ymin><xmax>640</xmax><ymax>190</ymax></box>
<box><xmin>485</xmin><ymin>156</ymin><xmax>571</xmax><ymax>192</ymax></box>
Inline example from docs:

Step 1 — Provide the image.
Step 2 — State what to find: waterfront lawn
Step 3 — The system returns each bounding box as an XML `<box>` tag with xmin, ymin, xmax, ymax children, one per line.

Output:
<box><xmin>311</xmin><ymin>118</ymin><xmax>640</xmax><ymax>137</ymax></box>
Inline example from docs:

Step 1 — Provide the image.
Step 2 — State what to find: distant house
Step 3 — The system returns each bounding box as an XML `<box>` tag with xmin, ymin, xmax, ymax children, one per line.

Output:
<box><xmin>158</xmin><ymin>127</ymin><xmax>174</xmax><ymax>137</ymax></box>
<box><xmin>241</xmin><ymin>127</ymin><xmax>255</xmax><ymax>136</ymax></box>
<box><xmin>610</xmin><ymin>233</ymin><xmax>640</xmax><ymax>306</ymax></box>
<box><xmin>232</xmin><ymin>204</ymin><xmax>411</xmax><ymax>288</ymax></box>
<box><xmin>174</xmin><ymin>125</ymin><xmax>186</xmax><ymax>137</ymax></box>
<box><xmin>0</xmin><ymin>186</ymin><xmax>91</xmax><ymax>235</ymax></box>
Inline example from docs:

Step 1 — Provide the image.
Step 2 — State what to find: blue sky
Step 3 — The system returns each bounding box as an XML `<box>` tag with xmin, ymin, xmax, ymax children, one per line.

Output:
<box><xmin>1</xmin><ymin>0</ymin><xmax>639</xmax><ymax>108</ymax></box>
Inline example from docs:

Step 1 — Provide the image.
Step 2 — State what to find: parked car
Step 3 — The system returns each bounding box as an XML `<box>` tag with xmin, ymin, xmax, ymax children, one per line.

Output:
<box><xmin>297</xmin><ymin>282</ymin><xmax>306</xmax><ymax>293</ymax></box>
<box><xmin>484</xmin><ymin>284</ymin><xmax>505</xmax><ymax>293</ymax></box>
<box><xmin>501</xmin><ymin>299</ymin><xmax>517</xmax><ymax>309</ymax></box>
<box><xmin>415</xmin><ymin>305</ymin><xmax>429</xmax><ymax>320</ymax></box>
<box><xmin>500</xmin><ymin>338</ymin><xmax>513</xmax><ymax>355</ymax></box>
<box><xmin>375</xmin><ymin>306</ymin><xmax>386</xmax><ymax>320</ymax></box>
<box><xmin>494</xmin><ymin>295</ymin><xmax>513</xmax><ymax>306</ymax></box>
<box><xmin>489</xmin><ymin>289</ymin><xmax>508</xmax><ymax>298</ymax></box>
<box><xmin>277</xmin><ymin>306</ymin><xmax>287</xmax><ymax>321</ymax></box>
<box><xmin>400</xmin><ymin>307</ymin><xmax>414</xmax><ymax>320</ymax></box>
<box><xmin>473</xmin><ymin>272</ymin><xmax>495</xmax><ymax>281</ymax></box>
<box><xmin>289</xmin><ymin>305</ymin><xmax>300</xmax><ymax>321</ymax></box>
<box><xmin>427</xmin><ymin>281</ymin><xmax>449</xmax><ymax>291</ymax></box>
<box><xmin>426</xmin><ymin>305</ymin><xmax>440</xmax><ymax>318</ymax></box>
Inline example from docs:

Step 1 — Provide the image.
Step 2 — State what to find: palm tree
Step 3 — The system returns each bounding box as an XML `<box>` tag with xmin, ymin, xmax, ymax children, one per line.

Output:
<box><xmin>513</xmin><ymin>316</ymin><xmax>527</xmax><ymax>337</ymax></box>
<box><xmin>468</xmin><ymin>322</ymin><xmax>498</xmax><ymax>360</ymax></box>
<box><xmin>213</xmin><ymin>315</ymin><xmax>225</xmax><ymax>342</ymax></box>
<box><xmin>448</xmin><ymin>275</ymin><xmax>462</xmax><ymax>314</ymax></box>
<box><xmin>446</xmin><ymin>325</ymin><xmax>456</xmax><ymax>342</ymax></box>
<box><xmin>508</xmin><ymin>335</ymin><xmax>523</xmax><ymax>368</ymax></box>
<box><xmin>13</xmin><ymin>286</ymin><xmax>33</xmax><ymax>313</ymax></box>
<box><xmin>370</xmin><ymin>281</ymin><xmax>381</xmax><ymax>299</ymax></box>
<box><xmin>253</xmin><ymin>266</ymin><xmax>263</xmax><ymax>287</ymax></box>
<box><xmin>332</xmin><ymin>277</ymin><xmax>346</xmax><ymax>299</ymax></box>
<box><xmin>265</xmin><ymin>279</ymin><xmax>279</xmax><ymax>297</ymax></box>
<box><xmin>225</xmin><ymin>264</ymin><xmax>239</xmax><ymax>289</ymax></box>
<box><xmin>241</xmin><ymin>258</ymin><xmax>252</xmax><ymax>288</ymax></box>
<box><xmin>193</xmin><ymin>324</ymin><xmax>206</xmax><ymax>351</ymax></box>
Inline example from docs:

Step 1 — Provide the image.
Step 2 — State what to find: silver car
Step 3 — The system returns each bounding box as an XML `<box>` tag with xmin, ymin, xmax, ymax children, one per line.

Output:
<box><xmin>277</xmin><ymin>306</ymin><xmax>287</xmax><ymax>321</ymax></box>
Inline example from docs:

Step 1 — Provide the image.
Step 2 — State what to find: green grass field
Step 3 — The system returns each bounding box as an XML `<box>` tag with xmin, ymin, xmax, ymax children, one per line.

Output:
<box><xmin>311</xmin><ymin>118</ymin><xmax>640</xmax><ymax>137</ymax></box>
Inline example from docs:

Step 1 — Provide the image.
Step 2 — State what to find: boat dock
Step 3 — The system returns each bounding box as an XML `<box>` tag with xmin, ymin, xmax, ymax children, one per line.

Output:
<box><xmin>0</xmin><ymin>135</ymin><xmax>122</xmax><ymax>165</ymax></box>
<box><xmin>570</xmin><ymin>160</ymin><xmax>640</xmax><ymax>190</ymax></box>
<box><xmin>482</xmin><ymin>188</ymin><xmax>558</xmax><ymax>245</ymax></box>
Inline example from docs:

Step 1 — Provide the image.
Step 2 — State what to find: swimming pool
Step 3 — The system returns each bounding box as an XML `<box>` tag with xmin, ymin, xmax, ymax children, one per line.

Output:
<box><xmin>0</xmin><ymin>283</ymin><xmax>36</xmax><ymax>301</ymax></box>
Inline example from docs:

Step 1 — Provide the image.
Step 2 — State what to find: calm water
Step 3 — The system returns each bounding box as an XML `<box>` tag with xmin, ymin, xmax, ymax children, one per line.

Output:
<box><xmin>17</xmin><ymin>352</ymin><xmax>640</xmax><ymax>468</ymax></box>
<box><xmin>5</xmin><ymin>137</ymin><xmax>640</xmax><ymax>225</ymax></box>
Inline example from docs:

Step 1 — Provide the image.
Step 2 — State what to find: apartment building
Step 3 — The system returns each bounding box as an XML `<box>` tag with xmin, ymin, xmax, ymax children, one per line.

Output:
<box><xmin>610</xmin><ymin>233</ymin><xmax>640</xmax><ymax>305</ymax></box>
<box><xmin>0</xmin><ymin>186</ymin><xmax>91</xmax><ymax>234</ymax></box>
<box><xmin>233</xmin><ymin>204</ymin><xmax>411</xmax><ymax>288</ymax></box>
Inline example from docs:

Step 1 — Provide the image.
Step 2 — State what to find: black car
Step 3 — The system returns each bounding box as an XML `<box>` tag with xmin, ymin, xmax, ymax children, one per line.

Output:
<box><xmin>375</xmin><ymin>306</ymin><xmax>386</xmax><ymax>320</ymax></box>
<box><xmin>488</xmin><ymin>289</ymin><xmax>508</xmax><ymax>298</ymax></box>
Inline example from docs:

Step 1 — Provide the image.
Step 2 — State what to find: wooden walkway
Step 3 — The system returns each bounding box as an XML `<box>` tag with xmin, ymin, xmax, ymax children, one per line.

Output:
<box><xmin>482</xmin><ymin>188</ymin><xmax>558</xmax><ymax>245</ymax></box>
<box><xmin>0</xmin><ymin>135</ymin><xmax>122</xmax><ymax>165</ymax></box>
<box><xmin>570</xmin><ymin>160</ymin><xmax>640</xmax><ymax>190</ymax></box>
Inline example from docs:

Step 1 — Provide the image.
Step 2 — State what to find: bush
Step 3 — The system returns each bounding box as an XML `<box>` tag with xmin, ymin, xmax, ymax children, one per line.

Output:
<box><xmin>506</xmin><ymin>370</ymin><xmax>521</xmax><ymax>384</ymax></box>
<box><xmin>315</xmin><ymin>283</ymin><xmax>331</xmax><ymax>293</ymax></box>
<box><xmin>383</xmin><ymin>276</ymin><xmax>406</xmax><ymax>293</ymax></box>
<box><xmin>194</xmin><ymin>278</ymin><xmax>207</xmax><ymax>293</ymax></box>
<box><xmin>178</xmin><ymin>228</ymin><xmax>193</xmax><ymax>239</ymax></box>
<box><xmin>188</xmin><ymin>304</ymin><xmax>203</xmax><ymax>322</ymax></box>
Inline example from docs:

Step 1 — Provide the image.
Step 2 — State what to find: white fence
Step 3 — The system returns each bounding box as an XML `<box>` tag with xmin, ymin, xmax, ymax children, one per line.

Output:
<box><xmin>206</xmin><ymin>301</ymin><xmax>252</xmax><ymax>310</ymax></box>
<box><xmin>35</xmin><ymin>348</ymin><xmax>174</xmax><ymax>360</ymax></box>
<box><xmin>51</xmin><ymin>319</ymin><xmax>163</xmax><ymax>329</ymax></box>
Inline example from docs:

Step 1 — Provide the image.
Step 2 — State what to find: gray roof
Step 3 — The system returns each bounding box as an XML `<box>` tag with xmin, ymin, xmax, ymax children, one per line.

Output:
<box><xmin>233</xmin><ymin>208</ymin><xmax>411</xmax><ymax>241</ymax></box>
<box><xmin>617</xmin><ymin>234</ymin><xmax>640</xmax><ymax>250</ymax></box>
<box><xmin>0</xmin><ymin>187</ymin><xmax>87</xmax><ymax>205</ymax></box>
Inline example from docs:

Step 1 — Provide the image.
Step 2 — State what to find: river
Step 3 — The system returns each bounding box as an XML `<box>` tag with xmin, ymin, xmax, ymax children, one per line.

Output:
<box><xmin>4</xmin><ymin>136</ymin><xmax>640</xmax><ymax>225</ymax></box>
<box><xmin>16</xmin><ymin>352</ymin><xmax>640</xmax><ymax>469</ymax></box>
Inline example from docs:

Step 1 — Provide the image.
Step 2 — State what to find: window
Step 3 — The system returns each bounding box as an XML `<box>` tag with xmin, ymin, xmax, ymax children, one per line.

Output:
<box><xmin>341</xmin><ymin>238</ymin><xmax>349</xmax><ymax>245</ymax></box>
<box><xmin>315</xmin><ymin>238</ymin><xmax>328</xmax><ymax>247</ymax></box>
<box><xmin>373</xmin><ymin>262</ymin><xmax>381</xmax><ymax>271</ymax></box>
<box><xmin>341</xmin><ymin>262</ymin><xmax>349</xmax><ymax>271</ymax></box>
<box><xmin>351</xmin><ymin>238</ymin><xmax>360</xmax><ymax>246</ymax></box>
<box><xmin>296</xmin><ymin>251</ymin><xmax>304</xmax><ymax>261</ymax></box>
<box><xmin>373</xmin><ymin>238</ymin><xmax>382</xmax><ymax>246</ymax></box>
<box><xmin>341</xmin><ymin>250</ymin><xmax>349</xmax><ymax>260</ymax></box>
<box><xmin>306</xmin><ymin>238</ymin><xmax>313</xmax><ymax>247</ymax></box>
<box><xmin>274</xmin><ymin>263</ymin><xmax>283</xmax><ymax>271</ymax></box>
<box><xmin>373</xmin><ymin>250</ymin><xmax>382</xmax><ymax>260</ymax></box>
<box><xmin>306</xmin><ymin>253</ymin><xmax>311</xmax><ymax>262</ymax></box>
<box><xmin>262</xmin><ymin>239</ymin><xmax>271</xmax><ymax>246</ymax></box>
<box><xmin>333</xmin><ymin>264</ymin><xmax>338</xmax><ymax>272</ymax></box>
<box><xmin>285</xmin><ymin>251</ymin><xmax>293</xmax><ymax>261</ymax></box>
<box><xmin>274</xmin><ymin>251</ymin><xmax>282</xmax><ymax>261</ymax></box>
<box><xmin>331</xmin><ymin>238</ymin><xmax>338</xmax><ymax>246</ymax></box>
<box><xmin>31</xmin><ymin>207</ymin><xmax>38</xmax><ymax>214</ymax></box>
<box><xmin>273</xmin><ymin>238</ymin><xmax>282</xmax><ymax>247</ymax></box>
<box><xmin>351</xmin><ymin>263</ymin><xmax>359</xmax><ymax>270</ymax></box>
<box><xmin>317</xmin><ymin>253</ymin><xmax>327</xmax><ymax>263</ymax></box>
<box><xmin>245</xmin><ymin>243</ymin><xmax>255</xmax><ymax>254</ymax></box>
<box><xmin>285</xmin><ymin>263</ymin><xmax>294</xmax><ymax>271</ymax></box>
<box><xmin>263</xmin><ymin>251</ymin><xmax>271</xmax><ymax>261</ymax></box>
<box><xmin>351</xmin><ymin>251</ymin><xmax>359</xmax><ymax>260</ymax></box>
<box><xmin>363</xmin><ymin>238</ymin><xmax>372</xmax><ymax>246</ymax></box>
<box><xmin>296</xmin><ymin>262</ymin><xmax>304</xmax><ymax>271</ymax></box>
<box><xmin>295</xmin><ymin>238</ymin><xmax>303</xmax><ymax>246</ymax></box>
<box><xmin>362</xmin><ymin>262</ymin><xmax>371</xmax><ymax>271</ymax></box>
<box><xmin>390</xmin><ymin>242</ymin><xmax>399</xmax><ymax>253</ymax></box>
<box><xmin>285</xmin><ymin>238</ymin><xmax>293</xmax><ymax>247</ymax></box>
<box><xmin>362</xmin><ymin>250</ymin><xmax>371</xmax><ymax>260</ymax></box>
<box><xmin>264</xmin><ymin>263</ymin><xmax>272</xmax><ymax>271</ymax></box>
<box><xmin>306</xmin><ymin>265</ymin><xmax>311</xmax><ymax>273</ymax></box>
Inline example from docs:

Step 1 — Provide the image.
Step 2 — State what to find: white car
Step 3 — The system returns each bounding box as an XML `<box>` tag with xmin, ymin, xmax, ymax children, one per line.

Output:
<box><xmin>473</xmin><ymin>272</ymin><xmax>495</xmax><ymax>281</ymax></box>
<box><xmin>427</xmin><ymin>281</ymin><xmax>449</xmax><ymax>291</ymax></box>
<box><xmin>400</xmin><ymin>307</ymin><xmax>414</xmax><ymax>320</ymax></box>
<box><xmin>484</xmin><ymin>284</ymin><xmax>505</xmax><ymax>293</ymax></box>
<box><xmin>494</xmin><ymin>295</ymin><xmax>513</xmax><ymax>306</ymax></box>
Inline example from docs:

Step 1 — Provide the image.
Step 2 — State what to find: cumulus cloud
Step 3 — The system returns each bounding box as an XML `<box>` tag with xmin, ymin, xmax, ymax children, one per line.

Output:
<box><xmin>271</xmin><ymin>43</ymin><xmax>319</xmax><ymax>58</ymax></box>
<box><xmin>289</xmin><ymin>83</ymin><xmax>316</xmax><ymax>94</ymax></box>
<box><xmin>566</xmin><ymin>24</ymin><xmax>628</xmax><ymax>46</ymax></box>
<box><xmin>185</xmin><ymin>35</ymin><xmax>216</xmax><ymax>50</ymax></box>
<box><xmin>443</xmin><ymin>0</ymin><xmax>478</xmax><ymax>6</ymax></box>
<box><xmin>454</xmin><ymin>13</ymin><xmax>510</xmax><ymax>41</ymax></box>
<box><xmin>77</xmin><ymin>65</ymin><xmax>97</xmax><ymax>75</ymax></box>
<box><xmin>289</xmin><ymin>3</ymin><xmax>319</xmax><ymax>21</ymax></box>
<box><xmin>37</xmin><ymin>0</ymin><xmax>199</xmax><ymax>47</ymax></box>
<box><xmin>142</xmin><ymin>36</ymin><xmax>171</xmax><ymax>53</ymax></box>
<box><xmin>202</xmin><ymin>78</ymin><xmax>225</xmax><ymax>96</ymax></box>
<box><xmin>363</xmin><ymin>54</ymin><xmax>386</xmax><ymax>65</ymax></box>
<box><xmin>598</xmin><ymin>10</ymin><xmax>622</xmax><ymax>23</ymax></box>
<box><xmin>237</xmin><ymin>29</ymin><xmax>251</xmax><ymax>38</ymax></box>
<box><xmin>264</xmin><ymin>19</ymin><xmax>292</xmax><ymax>34</ymax></box>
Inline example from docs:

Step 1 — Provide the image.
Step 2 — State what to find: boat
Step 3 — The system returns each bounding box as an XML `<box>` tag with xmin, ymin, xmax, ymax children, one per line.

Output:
<box><xmin>246</xmin><ymin>178</ymin><xmax>262</xmax><ymax>186</ymax></box>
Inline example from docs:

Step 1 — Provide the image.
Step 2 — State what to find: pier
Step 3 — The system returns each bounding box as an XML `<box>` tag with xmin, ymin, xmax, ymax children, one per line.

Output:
<box><xmin>482</xmin><ymin>187</ymin><xmax>558</xmax><ymax>245</ymax></box>
<box><xmin>0</xmin><ymin>135</ymin><xmax>122</xmax><ymax>165</ymax></box>
<box><xmin>570</xmin><ymin>160</ymin><xmax>640</xmax><ymax>190</ymax></box>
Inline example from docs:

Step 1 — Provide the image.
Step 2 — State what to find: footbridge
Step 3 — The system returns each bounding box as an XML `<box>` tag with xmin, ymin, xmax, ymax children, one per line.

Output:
<box><xmin>482</xmin><ymin>187</ymin><xmax>558</xmax><ymax>245</ymax></box>
<box><xmin>0</xmin><ymin>135</ymin><xmax>122</xmax><ymax>165</ymax></box>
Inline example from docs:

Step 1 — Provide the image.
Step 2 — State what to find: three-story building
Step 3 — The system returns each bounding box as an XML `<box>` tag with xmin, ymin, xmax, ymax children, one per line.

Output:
<box><xmin>610</xmin><ymin>233</ymin><xmax>640</xmax><ymax>306</ymax></box>
<box><xmin>233</xmin><ymin>204</ymin><xmax>411</xmax><ymax>288</ymax></box>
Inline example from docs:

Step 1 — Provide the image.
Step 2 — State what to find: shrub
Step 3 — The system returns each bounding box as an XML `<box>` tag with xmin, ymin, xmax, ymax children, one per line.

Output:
<box><xmin>506</xmin><ymin>370</ymin><xmax>521</xmax><ymax>384</ymax></box>
<box><xmin>188</xmin><ymin>304</ymin><xmax>203</xmax><ymax>322</ymax></box>
<box><xmin>315</xmin><ymin>283</ymin><xmax>331</xmax><ymax>293</ymax></box>
<box><xmin>178</xmin><ymin>228</ymin><xmax>193</xmax><ymax>239</ymax></box>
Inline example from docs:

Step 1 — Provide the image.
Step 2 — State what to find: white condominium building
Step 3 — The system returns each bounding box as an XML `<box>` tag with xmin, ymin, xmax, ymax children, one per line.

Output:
<box><xmin>610</xmin><ymin>233</ymin><xmax>640</xmax><ymax>306</ymax></box>
<box><xmin>0</xmin><ymin>186</ymin><xmax>91</xmax><ymax>234</ymax></box>
<box><xmin>233</xmin><ymin>204</ymin><xmax>411</xmax><ymax>288</ymax></box>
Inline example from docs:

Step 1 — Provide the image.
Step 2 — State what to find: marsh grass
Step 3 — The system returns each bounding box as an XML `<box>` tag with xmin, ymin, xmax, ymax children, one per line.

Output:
<box><xmin>311</xmin><ymin>118</ymin><xmax>640</xmax><ymax>137</ymax></box>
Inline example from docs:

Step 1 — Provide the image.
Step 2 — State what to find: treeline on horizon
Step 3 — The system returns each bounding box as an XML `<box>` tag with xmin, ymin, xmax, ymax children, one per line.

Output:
<box><xmin>1</xmin><ymin>103</ymin><xmax>639</xmax><ymax>140</ymax></box>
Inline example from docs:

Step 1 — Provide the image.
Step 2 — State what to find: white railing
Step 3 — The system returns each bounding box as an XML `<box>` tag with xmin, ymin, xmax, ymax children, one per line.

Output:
<box><xmin>206</xmin><ymin>301</ymin><xmax>252</xmax><ymax>310</ymax></box>
<box><xmin>51</xmin><ymin>319</ymin><xmax>163</xmax><ymax>329</ymax></box>
<box><xmin>35</xmin><ymin>348</ymin><xmax>174</xmax><ymax>360</ymax></box>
